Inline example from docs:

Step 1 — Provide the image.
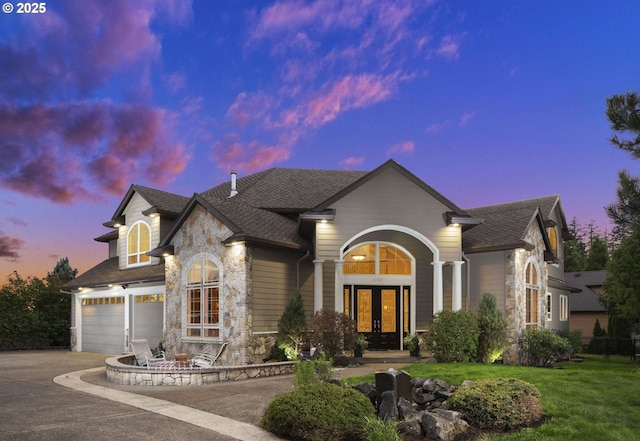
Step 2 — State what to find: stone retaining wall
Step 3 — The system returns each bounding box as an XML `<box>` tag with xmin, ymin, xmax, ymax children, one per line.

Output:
<box><xmin>105</xmin><ymin>355</ymin><xmax>295</xmax><ymax>386</ymax></box>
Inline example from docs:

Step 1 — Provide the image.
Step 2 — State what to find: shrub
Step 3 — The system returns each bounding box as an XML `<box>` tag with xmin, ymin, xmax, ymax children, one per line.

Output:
<box><xmin>587</xmin><ymin>318</ymin><xmax>607</xmax><ymax>354</ymax></box>
<box><xmin>448</xmin><ymin>378</ymin><xmax>542</xmax><ymax>431</ymax></box>
<box><xmin>423</xmin><ymin>310</ymin><xmax>479</xmax><ymax>362</ymax></box>
<box><xmin>293</xmin><ymin>355</ymin><xmax>334</xmax><ymax>388</ymax></box>
<box><xmin>262</xmin><ymin>382</ymin><xmax>375</xmax><ymax>441</ymax></box>
<box><xmin>310</xmin><ymin>309</ymin><xmax>356</xmax><ymax>359</ymax></box>
<box><xmin>277</xmin><ymin>291</ymin><xmax>306</xmax><ymax>360</ymax></box>
<box><xmin>522</xmin><ymin>327</ymin><xmax>572</xmax><ymax>367</ymax></box>
<box><xmin>476</xmin><ymin>293</ymin><xmax>508</xmax><ymax>364</ymax></box>
<box><xmin>558</xmin><ymin>329</ymin><xmax>582</xmax><ymax>356</ymax></box>
<box><xmin>361</xmin><ymin>416</ymin><xmax>402</xmax><ymax>441</ymax></box>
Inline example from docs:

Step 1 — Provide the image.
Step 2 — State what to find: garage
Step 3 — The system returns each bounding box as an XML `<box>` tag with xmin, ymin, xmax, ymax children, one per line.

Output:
<box><xmin>81</xmin><ymin>297</ymin><xmax>125</xmax><ymax>354</ymax></box>
<box><xmin>130</xmin><ymin>294</ymin><xmax>164</xmax><ymax>349</ymax></box>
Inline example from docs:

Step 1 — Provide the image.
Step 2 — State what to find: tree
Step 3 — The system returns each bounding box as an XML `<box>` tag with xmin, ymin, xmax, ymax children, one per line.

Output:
<box><xmin>476</xmin><ymin>293</ymin><xmax>508</xmax><ymax>364</ymax></box>
<box><xmin>276</xmin><ymin>291</ymin><xmax>306</xmax><ymax>360</ymax></box>
<box><xmin>602</xmin><ymin>224</ymin><xmax>640</xmax><ymax>334</ymax></box>
<box><xmin>605</xmin><ymin>92</ymin><xmax>640</xmax><ymax>156</ymax></box>
<box><xmin>584</xmin><ymin>235</ymin><xmax>609</xmax><ymax>270</ymax></box>
<box><xmin>605</xmin><ymin>170</ymin><xmax>640</xmax><ymax>241</ymax></box>
<box><xmin>46</xmin><ymin>257</ymin><xmax>78</xmax><ymax>286</ymax></box>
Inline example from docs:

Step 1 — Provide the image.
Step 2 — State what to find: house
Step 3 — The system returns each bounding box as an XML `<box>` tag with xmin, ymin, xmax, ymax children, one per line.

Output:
<box><xmin>565</xmin><ymin>270</ymin><xmax>608</xmax><ymax>338</ymax></box>
<box><xmin>63</xmin><ymin>160</ymin><xmax>578</xmax><ymax>364</ymax></box>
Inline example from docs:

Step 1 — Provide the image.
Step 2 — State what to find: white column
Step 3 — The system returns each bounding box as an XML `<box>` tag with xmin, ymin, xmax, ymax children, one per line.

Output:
<box><xmin>432</xmin><ymin>261</ymin><xmax>444</xmax><ymax>314</ymax></box>
<box><xmin>334</xmin><ymin>259</ymin><xmax>344</xmax><ymax>313</ymax></box>
<box><xmin>452</xmin><ymin>260</ymin><xmax>465</xmax><ymax>311</ymax></box>
<box><xmin>313</xmin><ymin>260</ymin><xmax>324</xmax><ymax>312</ymax></box>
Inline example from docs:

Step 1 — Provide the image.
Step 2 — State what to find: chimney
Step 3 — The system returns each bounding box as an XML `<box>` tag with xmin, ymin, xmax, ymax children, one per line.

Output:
<box><xmin>229</xmin><ymin>170</ymin><xmax>238</xmax><ymax>197</ymax></box>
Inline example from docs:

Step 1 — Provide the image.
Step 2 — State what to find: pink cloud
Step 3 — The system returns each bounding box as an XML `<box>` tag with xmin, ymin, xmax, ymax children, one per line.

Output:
<box><xmin>212</xmin><ymin>133</ymin><xmax>291</xmax><ymax>173</ymax></box>
<box><xmin>0</xmin><ymin>234</ymin><xmax>24</xmax><ymax>260</ymax></box>
<box><xmin>426</xmin><ymin>120</ymin><xmax>451</xmax><ymax>134</ymax></box>
<box><xmin>340</xmin><ymin>156</ymin><xmax>365</xmax><ymax>168</ymax></box>
<box><xmin>436</xmin><ymin>35</ymin><xmax>462</xmax><ymax>60</ymax></box>
<box><xmin>387</xmin><ymin>141</ymin><xmax>415</xmax><ymax>155</ymax></box>
<box><xmin>459</xmin><ymin>111</ymin><xmax>477</xmax><ymax>127</ymax></box>
<box><xmin>7</xmin><ymin>217</ymin><xmax>27</xmax><ymax>227</ymax></box>
<box><xmin>164</xmin><ymin>72</ymin><xmax>187</xmax><ymax>94</ymax></box>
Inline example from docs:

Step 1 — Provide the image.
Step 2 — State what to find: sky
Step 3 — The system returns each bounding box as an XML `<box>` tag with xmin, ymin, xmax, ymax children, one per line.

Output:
<box><xmin>1</xmin><ymin>0</ymin><xmax>639</xmax><ymax>281</ymax></box>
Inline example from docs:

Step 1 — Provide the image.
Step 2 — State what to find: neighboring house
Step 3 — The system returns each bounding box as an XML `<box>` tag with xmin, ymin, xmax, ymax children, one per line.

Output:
<box><xmin>63</xmin><ymin>160</ymin><xmax>579</xmax><ymax>364</ymax></box>
<box><xmin>565</xmin><ymin>270</ymin><xmax>608</xmax><ymax>338</ymax></box>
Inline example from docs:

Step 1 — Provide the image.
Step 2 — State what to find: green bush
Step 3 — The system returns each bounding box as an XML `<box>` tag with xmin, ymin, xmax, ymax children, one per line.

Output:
<box><xmin>448</xmin><ymin>378</ymin><xmax>542</xmax><ymax>431</ymax></box>
<box><xmin>361</xmin><ymin>416</ymin><xmax>402</xmax><ymax>441</ymax></box>
<box><xmin>277</xmin><ymin>291</ymin><xmax>307</xmax><ymax>360</ymax></box>
<box><xmin>558</xmin><ymin>329</ymin><xmax>582</xmax><ymax>356</ymax></box>
<box><xmin>522</xmin><ymin>327</ymin><xmax>572</xmax><ymax>367</ymax></box>
<box><xmin>310</xmin><ymin>309</ymin><xmax>356</xmax><ymax>359</ymax></box>
<box><xmin>262</xmin><ymin>382</ymin><xmax>375</xmax><ymax>441</ymax></box>
<box><xmin>476</xmin><ymin>293</ymin><xmax>508</xmax><ymax>364</ymax></box>
<box><xmin>292</xmin><ymin>355</ymin><xmax>334</xmax><ymax>388</ymax></box>
<box><xmin>423</xmin><ymin>310</ymin><xmax>479</xmax><ymax>362</ymax></box>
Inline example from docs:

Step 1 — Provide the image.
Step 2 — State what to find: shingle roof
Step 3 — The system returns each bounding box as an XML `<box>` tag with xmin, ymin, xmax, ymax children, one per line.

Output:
<box><xmin>132</xmin><ymin>185</ymin><xmax>191</xmax><ymax>214</ymax></box>
<box><xmin>565</xmin><ymin>270</ymin><xmax>607</xmax><ymax>311</ymax></box>
<box><xmin>62</xmin><ymin>257</ymin><xmax>165</xmax><ymax>290</ymax></box>
<box><xmin>463</xmin><ymin>196</ymin><xmax>560</xmax><ymax>253</ymax></box>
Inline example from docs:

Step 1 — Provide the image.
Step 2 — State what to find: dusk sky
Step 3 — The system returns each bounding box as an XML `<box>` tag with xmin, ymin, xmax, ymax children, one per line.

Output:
<box><xmin>1</xmin><ymin>0</ymin><xmax>639</xmax><ymax>280</ymax></box>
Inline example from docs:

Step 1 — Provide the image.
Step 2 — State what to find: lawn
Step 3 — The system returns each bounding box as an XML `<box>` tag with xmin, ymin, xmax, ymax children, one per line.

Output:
<box><xmin>344</xmin><ymin>354</ymin><xmax>640</xmax><ymax>441</ymax></box>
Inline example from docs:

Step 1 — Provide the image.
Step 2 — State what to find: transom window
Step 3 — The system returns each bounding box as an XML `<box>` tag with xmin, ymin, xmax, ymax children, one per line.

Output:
<box><xmin>127</xmin><ymin>221</ymin><xmax>151</xmax><ymax>266</ymax></box>
<box><xmin>344</xmin><ymin>243</ymin><xmax>412</xmax><ymax>275</ymax></box>
<box><xmin>186</xmin><ymin>259</ymin><xmax>220</xmax><ymax>338</ymax></box>
<box><xmin>547</xmin><ymin>227</ymin><xmax>558</xmax><ymax>256</ymax></box>
<box><xmin>525</xmin><ymin>261</ymin><xmax>539</xmax><ymax>327</ymax></box>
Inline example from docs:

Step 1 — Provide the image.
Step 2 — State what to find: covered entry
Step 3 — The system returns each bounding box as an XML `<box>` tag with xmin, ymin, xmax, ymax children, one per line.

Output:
<box><xmin>343</xmin><ymin>240</ymin><xmax>415</xmax><ymax>350</ymax></box>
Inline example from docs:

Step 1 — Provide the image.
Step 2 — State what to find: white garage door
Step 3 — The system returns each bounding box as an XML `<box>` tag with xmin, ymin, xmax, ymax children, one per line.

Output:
<box><xmin>82</xmin><ymin>297</ymin><xmax>125</xmax><ymax>354</ymax></box>
<box><xmin>131</xmin><ymin>294</ymin><xmax>164</xmax><ymax>349</ymax></box>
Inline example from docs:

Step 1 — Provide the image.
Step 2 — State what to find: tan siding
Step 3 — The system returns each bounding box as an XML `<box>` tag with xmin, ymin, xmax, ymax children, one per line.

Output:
<box><xmin>570</xmin><ymin>312</ymin><xmax>609</xmax><ymax>337</ymax></box>
<box><xmin>251</xmin><ymin>247</ymin><xmax>313</xmax><ymax>333</ymax></box>
<box><xmin>466</xmin><ymin>251</ymin><xmax>506</xmax><ymax>313</ymax></box>
<box><xmin>118</xmin><ymin>192</ymin><xmax>161</xmax><ymax>269</ymax></box>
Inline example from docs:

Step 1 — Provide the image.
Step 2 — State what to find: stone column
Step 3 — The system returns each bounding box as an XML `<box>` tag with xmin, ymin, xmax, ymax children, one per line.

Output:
<box><xmin>432</xmin><ymin>261</ymin><xmax>444</xmax><ymax>314</ymax></box>
<box><xmin>452</xmin><ymin>260</ymin><xmax>465</xmax><ymax>311</ymax></box>
<box><xmin>313</xmin><ymin>260</ymin><xmax>324</xmax><ymax>312</ymax></box>
<box><xmin>334</xmin><ymin>259</ymin><xmax>344</xmax><ymax>313</ymax></box>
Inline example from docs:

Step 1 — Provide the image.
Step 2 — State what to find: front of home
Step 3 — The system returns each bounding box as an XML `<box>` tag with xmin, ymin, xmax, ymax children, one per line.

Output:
<box><xmin>63</xmin><ymin>160</ymin><xmax>579</xmax><ymax>364</ymax></box>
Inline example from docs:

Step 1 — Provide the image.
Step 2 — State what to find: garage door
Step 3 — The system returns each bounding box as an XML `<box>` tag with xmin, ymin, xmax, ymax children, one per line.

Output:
<box><xmin>81</xmin><ymin>297</ymin><xmax>125</xmax><ymax>354</ymax></box>
<box><xmin>131</xmin><ymin>294</ymin><xmax>164</xmax><ymax>348</ymax></box>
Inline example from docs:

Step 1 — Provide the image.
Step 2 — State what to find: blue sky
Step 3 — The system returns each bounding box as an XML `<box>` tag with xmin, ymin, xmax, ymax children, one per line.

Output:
<box><xmin>1</xmin><ymin>0</ymin><xmax>638</xmax><ymax>279</ymax></box>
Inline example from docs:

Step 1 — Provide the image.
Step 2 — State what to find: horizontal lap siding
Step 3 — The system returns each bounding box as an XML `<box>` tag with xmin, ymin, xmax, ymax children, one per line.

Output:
<box><xmin>467</xmin><ymin>251</ymin><xmax>506</xmax><ymax>313</ymax></box>
<box><xmin>251</xmin><ymin>247</ymin><xmax>313</xmax><ymax>333</ymax></box>
<box><xmin>119</xmin><ymin>193</ymin><xmax>161</xmax><ymax>268</ymax></box>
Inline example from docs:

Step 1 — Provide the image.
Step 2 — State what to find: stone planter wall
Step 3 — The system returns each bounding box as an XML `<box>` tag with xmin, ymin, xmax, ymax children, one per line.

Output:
<box><xmin>105</xmin><ymin>356</ymin><xmax>295</xmax><ymax>386</ymax></box>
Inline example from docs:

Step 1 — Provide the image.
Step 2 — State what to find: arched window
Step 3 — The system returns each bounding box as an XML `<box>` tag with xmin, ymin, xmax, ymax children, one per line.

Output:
<box><xmin>525</xmin><ymin>261</ymin><xmax>539</xmax><ymax>327</ymax></box>
<box><xmin>186</xmin><ymin>259</ymin><xmax>220</xmax><ymax>338</ymax></box>
<box><xmin>548</xmin><ymin>227</ymin><xmax>558</xmax><ymax>256</ymax></box>
<box><xmin>344</xmin><ymin>243</ymin><xmax>412</xmax><ymax>275</ymax></box>
<box><xmin>127</xmin><ymin>221</ymin><xmax>150</xmax><ymax>266</ymax></box>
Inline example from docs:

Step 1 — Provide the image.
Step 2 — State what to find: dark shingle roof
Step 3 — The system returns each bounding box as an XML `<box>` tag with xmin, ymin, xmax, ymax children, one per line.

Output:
<box><xmin>463</xmin><ymin>196</ymin><xmax>560</xmax><ymax>253</ymax></box>
<box><xmin>565</xmin><ymin>270</ymin><xmax>607</xmax><ymax>311</ymax></box>
<box><xmin>62</xmin><ymin>258</ymin><xmax>165</xmax><ymax>290</ymax></box>
<box><xmin>132</xmin><ymin>185</ymin><xmax>191</xmax><ymax>214</ymax></box>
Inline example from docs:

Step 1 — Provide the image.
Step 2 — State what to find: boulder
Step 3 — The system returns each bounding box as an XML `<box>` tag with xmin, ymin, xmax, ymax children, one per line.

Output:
<box><xmin>397</xmin><ymin>396</ymin><xmax>418</xmax><ymax>420</ymax></box>
<box><xmin>397</xmin><ymin>417</ymin><xmax>423</xmax><ymax>438</ymax></box>
<box><xmin>421</xmin><ymin>409</ymin><xmax>469</xmax><ymax>441</ymax></box>
<box><xmin>378</xmin><ymin>390</ymin><xmax>399</xmax><ymax>421</ymax></box>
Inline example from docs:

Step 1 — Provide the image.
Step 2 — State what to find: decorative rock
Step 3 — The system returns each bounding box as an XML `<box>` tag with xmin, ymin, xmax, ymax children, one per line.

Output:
<box><xmin>375</xmin><ymin>368</ymin><xmax>412</xmax><ymax>402</ymax></box>
<box><xmin>397</xmin><ymin>417</ymin><xmax>423</xmax><ymax>438</ymax></box>
<box><xmin>397</xmin><ymin>397</ymin><xmax>418</xmax><ymax>420</ymax></box>
<box><xmin>377</xmin><ymin>390</ymin><xmax>399</xmax><ymax>421</ymax></box>
<box><xmin>353</xmin><ymin>383</ymin><xmax>377</xmax><ymax>406</ymax></box>
<box><xmin>421</xmin><ymin>410</ymin><xmax>469</xmax><ymax>441</ymax></box>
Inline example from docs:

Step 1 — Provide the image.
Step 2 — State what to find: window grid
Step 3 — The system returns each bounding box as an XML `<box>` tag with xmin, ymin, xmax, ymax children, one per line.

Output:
<box><xmin>186</xmin><ymin>259</ymin><xmax>220</xmax><ymax>338</ymax></box>
<box><xmin>525</xmin><ymin>262</ymin><xmax>539</xmax><ymax>327</ymax></box>
<box><xmin>127</xmin><ymin>222</ymin><xmax>151</xmax><ymax>266</ymax></box>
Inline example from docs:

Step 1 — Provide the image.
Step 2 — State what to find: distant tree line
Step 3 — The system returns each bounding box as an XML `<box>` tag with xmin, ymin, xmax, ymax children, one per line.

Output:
<box><xmin>0</xmin><ymin>258</ymin><xmax>76</xmax><ymax>349</ymax></box>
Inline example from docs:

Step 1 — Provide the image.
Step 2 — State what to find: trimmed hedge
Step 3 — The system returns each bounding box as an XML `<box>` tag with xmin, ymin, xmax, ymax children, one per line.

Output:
<box><xmin>262</xmin><ymin>382</ymin><xmax>375</xmax><ymax>441</ymax></box>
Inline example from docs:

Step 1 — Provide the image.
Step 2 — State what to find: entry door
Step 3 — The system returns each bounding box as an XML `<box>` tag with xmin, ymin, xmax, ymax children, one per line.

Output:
<box><xmin>354</xmin><ymin>286</ymin><xmax>400</xmax><ymax>350</ymax></box>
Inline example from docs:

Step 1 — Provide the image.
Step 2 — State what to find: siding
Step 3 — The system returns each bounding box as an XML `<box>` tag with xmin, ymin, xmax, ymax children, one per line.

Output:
<box><xmin>118</xmin><ymin>192</ymin><xmax>161</xmax><ymax>269</ymax></box>
<box><xmin>251</xmin><ymin>247</ymin><xmax>313</xmax><ymax>333</ymax></box>
<box><xmin>570</xmin><ymin>312</ymin><xmax>609</xmax><ymax>338</ymax></box>
<box><xmin>466</xmin><ymin>251</ymin><xmax>506</xmax><ymax>313</ymax></box>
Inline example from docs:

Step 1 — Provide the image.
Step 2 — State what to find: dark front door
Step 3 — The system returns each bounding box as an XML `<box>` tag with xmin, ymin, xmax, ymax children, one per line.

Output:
<box><xmin>354</xmin><ymin>286</ymin><xmax>400</xmax><ymax>350</ymax></box>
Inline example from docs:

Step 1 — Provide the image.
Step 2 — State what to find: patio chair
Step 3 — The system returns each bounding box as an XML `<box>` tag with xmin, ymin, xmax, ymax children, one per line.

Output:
<box><xmin>190</xmin><ymin>342</ymin><xmax>228</xmax><ymax>368</ymax></box>
<box><xmin>130</xmin><ymin>339</ymin><xmax>166</xmax><ymax>369</ymax></box>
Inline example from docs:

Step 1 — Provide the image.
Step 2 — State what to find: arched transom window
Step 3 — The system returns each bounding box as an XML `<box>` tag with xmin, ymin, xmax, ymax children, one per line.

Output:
<box><xmin>547</xmin><ymin>227</ymin><xmax>558</xmax><ymax>256</ymax></box>
<box><xmin>525</xmin><ymin>261</ymin><xmax>539</xmax><ymax>327</ymax></box>
<box><xmin>344</xmin><ymin>243</ymin><xmax>412</xmax><ymax>275</ymax></box>
<box><xmin>127</xmin><ymin>221</ymin><xmax>150</xmax><ymax>266</ymax></box>
<box><xmin>186</xmin><ymin>259</ymin><xmax>220</xmax><ymax>338</ymax></box>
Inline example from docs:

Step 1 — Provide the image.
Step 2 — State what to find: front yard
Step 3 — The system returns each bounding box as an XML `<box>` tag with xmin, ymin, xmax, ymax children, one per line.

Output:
<box><xmin>344</xmin><ymin>354</ymin><xmax>640</xmax><ymax>441</ymax></box>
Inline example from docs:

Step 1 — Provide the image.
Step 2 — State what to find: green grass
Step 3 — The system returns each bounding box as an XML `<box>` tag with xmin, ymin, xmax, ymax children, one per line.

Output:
<box><xmin>344</xmin><ymin>354</ymin><xmax>640</xmax><ymax>441</ymax></box>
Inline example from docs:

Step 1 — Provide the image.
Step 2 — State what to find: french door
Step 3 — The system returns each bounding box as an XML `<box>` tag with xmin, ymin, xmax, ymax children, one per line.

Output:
<box><xmin>353</xmin><ymin>286</ymin><xmax>401</xmax><ymax>350</ymax></box>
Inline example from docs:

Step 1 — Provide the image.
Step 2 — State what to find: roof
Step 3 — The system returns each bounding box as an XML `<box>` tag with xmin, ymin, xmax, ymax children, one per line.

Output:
<box><xmin>109</xmin><ymin>184</ymin><xmax>190</xmax><ymax>222</ymax></box>
<box><xmin>565</xmin><ymin>270</ymin><xmax>607</xmax><ymax>312</ymax></box>
<box><xmin>62</xmin><ymin>258</ymin><xmax>165</xmax><ymax>290</ymax></box>
<box><xmin>463</xmin><ymin>195</ymin><xmax>561</xmax><ymax>253</ymax></box>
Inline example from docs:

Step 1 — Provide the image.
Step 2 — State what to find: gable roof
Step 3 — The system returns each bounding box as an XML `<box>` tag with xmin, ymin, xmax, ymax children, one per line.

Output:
<box><xmin>463</xmin><ymin>195</ymin><xmax>561</xmax><ymax>253</ymax></box>
<box><xmin>565</xmin><ymin>270</ymin><xmax>607</xmax><ymax>312</ymax></box>
<box><xmin>109</xmin><ymin>184</ymin><xmax>190</xmax><ymax>222</ymax></box>
<box><xmin>62</xmin><ymin>257</ymin><xmax>165</xmax><ymax>290</ymax></box>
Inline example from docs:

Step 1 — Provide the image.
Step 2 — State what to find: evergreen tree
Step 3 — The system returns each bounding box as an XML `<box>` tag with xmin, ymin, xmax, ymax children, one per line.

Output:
<box><xmin>585</xmin><ymin>235</ymin><xmax>609</xmax><ymax>270</ymax></box>
<box><xmin>605</xmin><ymin>170</ymin><xmax>640</xmax><ymax>241</ymax></box>
<box><xmin>605</xmin><ymin>92</ymin><xmax>640</xmax><ymax>156</ymax></box>
<box><xmin>476</xmin><ymin>293</ymin><xmax>508</xmax><ymax>364</ymax></box>
<box><xmin>276</xmin><ymin>291</ymin><xmax>307</xmax><ymax>360</ymax></box>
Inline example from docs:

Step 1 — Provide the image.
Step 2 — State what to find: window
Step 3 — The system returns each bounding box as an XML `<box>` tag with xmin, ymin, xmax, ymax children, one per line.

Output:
<box><xmin>127</xmin><ymin>221</ymin><xmax>151</xmax><ymax>266</ymax></box>
<box><xmin>525</xmin><ymin>262</ymin><xmax>539</xmax><ymax>327</ymax></box>
<box><xmin>559</xmin><ymin>295</ymin><xmax>568</xmax><ymax>321</ymax></box>
<box><xmin>186</xmin><ymin>259</ymin><xmax>220</xmax><ymax>338</ymax></box>
<box><xmin>344</xmin><ymin>243</ymin><xmax>412</xmax><ymax>275</ymax></box>
<box><xmin>547</xmin><ymin>227</ymin><xmax>558</xmax><ymax>256</ymax></box>
<box><xmin>545</xmin><ymin>293</ymin><xmax>552</xmax><ymax>321</ymax></box>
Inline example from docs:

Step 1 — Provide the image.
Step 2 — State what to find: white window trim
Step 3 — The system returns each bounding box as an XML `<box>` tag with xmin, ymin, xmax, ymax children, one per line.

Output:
<box><xmin>545</xmin><ymin>293</ymin><xmax>552</xmax><ymax>321</ymax></box>
<box><xmin>559</xmin><ymin>295</ymin><xmax>568</xmax><ymax>321</ymax></box>
<box><xmin>524</xmin><ymin>258</ymin><xmax>541</xmax><ymax>327</ymax></box>
<box><xmin>126</xmin><ymin>220</ymin><xmax>152</xmax><ymax>268</ymax></box>
<box><xmin>181</xmin><ymin>253</ymin><xmax>224</xmax><ymax>341</ymax></box>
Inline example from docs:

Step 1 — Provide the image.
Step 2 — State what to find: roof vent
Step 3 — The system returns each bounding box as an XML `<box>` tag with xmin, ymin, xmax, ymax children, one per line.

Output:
<box><xmin>229</xmin><ymin>170</ymin><xmax>238</xmax><ymax>198</ymax></box>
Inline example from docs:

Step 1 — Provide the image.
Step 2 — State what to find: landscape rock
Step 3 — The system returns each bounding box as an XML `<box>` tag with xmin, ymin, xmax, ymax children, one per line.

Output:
<box><xmin>421</xmin><ymin>409</ymin><xmax>469</xmax><ymax>441</ymax></box>
<box><xmin>398</xmin><ymin>396</ymin><xmax>418</xmax><ymax>420</ymax></box>
<box><xmin>377</xmin><ymin>390</ymin><xmax>399</xmax><ymax>421</ymax></box>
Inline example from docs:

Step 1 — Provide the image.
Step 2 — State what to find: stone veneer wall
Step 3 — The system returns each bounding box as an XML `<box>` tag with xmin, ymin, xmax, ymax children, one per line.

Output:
<box><xmin>164</xmin><ymin>205</ymin><xmax>252</xmax><ymax>365</ymax></box>
<box><xmin>106</xmin><ymin>356</ymin><xmax>295</xmax><ymax>386</ymax></box>
<box><xmin>502</xmin><ymin>223</ymin><xmax>548</xmax><ymax>365</ymax></box>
